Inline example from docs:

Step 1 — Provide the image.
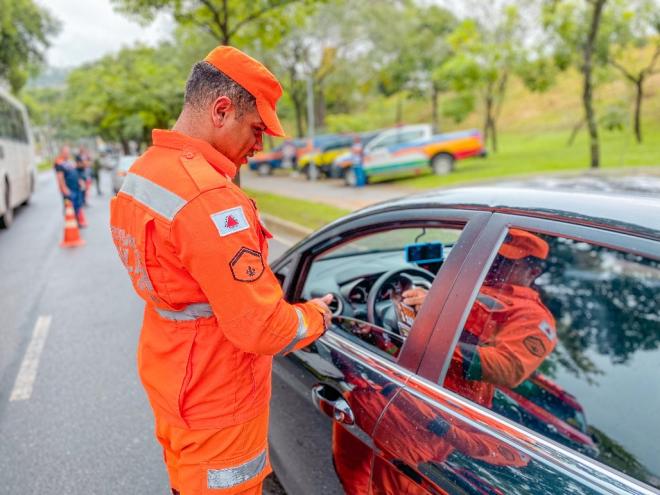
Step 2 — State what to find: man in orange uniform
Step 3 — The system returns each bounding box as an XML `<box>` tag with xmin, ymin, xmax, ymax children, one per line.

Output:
<box><xmin>110</xmin><ymin>46</ymin><xmax>332</xmax><ymax>495</ymax></box>
<box><xmin>403</xmin><ymin>229</ymin><xmax>557</xmax><ymax>407</ymax></box>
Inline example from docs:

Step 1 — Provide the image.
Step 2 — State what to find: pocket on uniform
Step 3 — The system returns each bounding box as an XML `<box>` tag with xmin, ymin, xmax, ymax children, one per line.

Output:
<box><xmin>138</xmin><ymin>313</ymin><xmax>197</xmax><ymax>423</ymax></box>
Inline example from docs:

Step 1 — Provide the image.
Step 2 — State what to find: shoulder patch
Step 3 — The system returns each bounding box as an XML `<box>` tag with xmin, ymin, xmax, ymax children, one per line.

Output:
<box><xmin>230</xmin><ymin>247</ymin><xmax>264</xmax><ymax>282</ymax></box>
<box><xmin>211</xmin><ymin>206</ymin><xmax>250</xmax><ymax>236</ymax></box>
<box><xmin>538</xmin><ymin>319</ymin><xmax>555</xmax><ymax>341</ymax></box>
<box><xmin>523</xmin><ymin>335</ymin><xmax>547</xmax><ymax>358</ymax></box>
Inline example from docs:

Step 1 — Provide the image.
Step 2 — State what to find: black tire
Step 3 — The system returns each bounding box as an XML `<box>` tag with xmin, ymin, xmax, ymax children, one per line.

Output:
<box><xmin>431</xmin><ymin>153</ymin><xmax>455</xmax><ymax>175</ymax></box>
<box><xmin>257</xmin><ymin>163</ymin><xmax>272</xmax><ymax>176</ymax></box>
<box><xmin>0</xmin><ymin>180</ymin><xmax>13</xmax><ymax>229</ymax></box>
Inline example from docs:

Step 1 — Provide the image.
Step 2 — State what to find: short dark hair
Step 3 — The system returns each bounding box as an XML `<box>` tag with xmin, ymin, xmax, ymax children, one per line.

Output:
<box><xmin>184</xmin><ymin>61</ymin><xmax>256</xmax><ymax>118</ymax></box>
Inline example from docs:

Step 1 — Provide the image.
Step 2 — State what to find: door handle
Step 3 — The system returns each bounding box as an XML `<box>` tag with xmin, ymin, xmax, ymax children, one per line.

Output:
<box><xmin>311</xmin><ymin>384</ymin><xmax>355</xmax><ymax>425</ymax></box>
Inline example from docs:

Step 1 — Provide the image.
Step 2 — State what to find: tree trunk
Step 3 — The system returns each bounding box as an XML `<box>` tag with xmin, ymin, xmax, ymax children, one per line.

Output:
<box><xmin>395</xmin><ymin>95</ymin><xmax>404</xmax><ymax>125</ymax></box>
<box><xmin>314</xmin><ymin>85</ymin><xmax>326</xmax><ymax>130</ymax></box>
<box><xmin>431</xmin><ymin>85</ymin><xmax>440</xmax><ymax>133</ymax></box>
<box><xmin>634</xmin><ymin>78</ymin><xmax>643</xmax><ymax>143</ymax></box>
<box><xmin>292</xmin><ymin>93</ymin><xmax>305</xmax><ymax>138</ymax></box>
<box><xmin>489</xmin><ymin>117</ymin><xmax>498</xmax><ymax>153</ymax></box>
<box><xmin>483</xmin><ymin>95</ymin><xmax>496</xmax><ymax>152</ymax></box>
<box><xmin>583</xmin><ymin>0</ymin><xmax>606</xmax><ymax>169</ymax></box>
<box><xmin>118</xmin><ymin>133</ymin><xmax>130</xmax><ymax>155</ymax></box>
<box><xmin>567</xmin><ymin>119</ymin><xmax>585</xmax><ymax>147</ymax></box>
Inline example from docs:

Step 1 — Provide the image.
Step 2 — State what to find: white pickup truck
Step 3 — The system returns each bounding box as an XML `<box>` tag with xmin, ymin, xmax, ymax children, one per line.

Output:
<box><xmin>334</xmin><ymin>124</ymin><xmax>486</xmax><ymax>186</ymax></box>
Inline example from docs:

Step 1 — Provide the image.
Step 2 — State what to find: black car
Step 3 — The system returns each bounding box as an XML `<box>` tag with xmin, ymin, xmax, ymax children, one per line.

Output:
<box><xmin>269</xmin><ymin>186</ymin><xmax>660</xmax><ymax>495</ymax></box>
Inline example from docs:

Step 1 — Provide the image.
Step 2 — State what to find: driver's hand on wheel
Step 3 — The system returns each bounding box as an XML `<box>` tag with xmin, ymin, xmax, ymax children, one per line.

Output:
<box><xmin>402</xmin><ymin>287</ymin><xmax>428</xmax><ymax>310</ymax></box>
<box><xmin>310</xmin><ymin>293</ymin><xmax>334</xmax><ymax>330</ymax></box>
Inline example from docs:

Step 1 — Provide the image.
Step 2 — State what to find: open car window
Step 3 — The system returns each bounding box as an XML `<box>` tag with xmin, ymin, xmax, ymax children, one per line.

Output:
<box><xmin>301</xmin><ymin>226</ymin><xmax>464</xmax><ymax>361</ymax></box>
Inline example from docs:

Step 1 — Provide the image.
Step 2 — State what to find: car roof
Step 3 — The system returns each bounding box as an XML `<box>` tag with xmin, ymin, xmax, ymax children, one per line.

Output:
<box><xmin>349</xmin><ymin>182</ymin><xmax>660</xmax><ymax>240</ymax></box>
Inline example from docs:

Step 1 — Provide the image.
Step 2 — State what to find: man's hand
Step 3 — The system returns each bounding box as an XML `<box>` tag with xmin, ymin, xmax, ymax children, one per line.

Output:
<box><xmin>309</xmin><ymin>293</ymin><xmax>334</xmax><ymax>330</ymax></box>
<box><xmin>402</xmin><ymin>287</ymin><xmax>428</xmax><ymax>309</ymax></box>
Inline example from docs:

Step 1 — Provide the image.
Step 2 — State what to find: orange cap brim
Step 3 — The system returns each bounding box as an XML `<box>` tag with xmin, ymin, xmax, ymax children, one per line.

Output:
<box><xmin>256</xmin><ymin>98</ymin><xmax>286</xmax><ymax>137</ymax></box>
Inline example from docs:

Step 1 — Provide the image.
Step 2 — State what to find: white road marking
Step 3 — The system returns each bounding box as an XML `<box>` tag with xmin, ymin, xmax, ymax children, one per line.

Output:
<box><xmin>9</xmin><ymin>315</ymin><xmax>52</xmax><ymax>402</ymax></box>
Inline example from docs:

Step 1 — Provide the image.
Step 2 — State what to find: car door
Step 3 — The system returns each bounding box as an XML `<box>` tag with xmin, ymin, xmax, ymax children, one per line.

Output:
<box><xmin>269</xmin><ymin>208</ymin><xmax>490</xmax><ymax>495</ymax></box>
<box><xmin>371</xmin><ymin>213</ymin><xmax>660</xmax><ymax>494</ymax></box>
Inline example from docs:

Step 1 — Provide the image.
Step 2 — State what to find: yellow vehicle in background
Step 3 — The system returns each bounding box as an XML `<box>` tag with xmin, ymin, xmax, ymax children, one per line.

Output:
<box><xmin>298</xmin><ymin>134</ymin><xmax>354</xmax><ymax>180</ymax></box>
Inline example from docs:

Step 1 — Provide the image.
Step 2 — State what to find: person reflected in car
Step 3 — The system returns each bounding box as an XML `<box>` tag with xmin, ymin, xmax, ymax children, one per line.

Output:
<box><xmin>403</xmin><ymin>229</ymin><xmax>557</xmax><ymax>408</ymax></box>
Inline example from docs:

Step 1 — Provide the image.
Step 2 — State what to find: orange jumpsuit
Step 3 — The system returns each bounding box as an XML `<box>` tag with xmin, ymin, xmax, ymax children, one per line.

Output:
<box><xmin>110</xmin><ymin>129</ymin><xmax>326</xmax><ymax>494</ymax></box>
<box><xmin>445</xmin><ymin>283</ymin><xmax>557</xmax><ymax>408</ymax></box>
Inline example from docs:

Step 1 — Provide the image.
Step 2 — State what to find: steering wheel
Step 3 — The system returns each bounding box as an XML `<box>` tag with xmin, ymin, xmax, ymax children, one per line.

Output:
<box><xmin>366</xmin><ymin>267</ymin><xmax>435</xmax><ymax>331</ymax></box>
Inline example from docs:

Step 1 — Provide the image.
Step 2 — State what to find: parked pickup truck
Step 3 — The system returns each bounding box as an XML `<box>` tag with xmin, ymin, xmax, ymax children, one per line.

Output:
<box><xmin>342</xmin><ymin>124</ymin><xmax>486</xmax><ymax>186</ymax></box>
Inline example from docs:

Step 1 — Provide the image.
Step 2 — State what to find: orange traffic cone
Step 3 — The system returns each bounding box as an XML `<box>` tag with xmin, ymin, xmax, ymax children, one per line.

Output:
<box><xmin>60</xmin><ymin>200</ymin><xmax>85</xmax><ymax>248</ymax></box>
<box><xmin>77</xmin><ymin>208</ymin><xmax>88</xmax><ymax>228</ymax></box>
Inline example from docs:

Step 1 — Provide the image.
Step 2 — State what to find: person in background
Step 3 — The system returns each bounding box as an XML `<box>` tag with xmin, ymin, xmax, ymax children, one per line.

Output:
<box><xmin>54</xmin><ymin>145</ymin><xmax>84</xmax><ymax>223</ymax></box>
<box><xmin>75</xmin><ymin>146</ymin><xmax>92</xmax><ymax>206</ymax></box>
<box><xmin>91</xmin><ymin>154</ymin><xmax>103</xmax><ymax>196</ymax></box>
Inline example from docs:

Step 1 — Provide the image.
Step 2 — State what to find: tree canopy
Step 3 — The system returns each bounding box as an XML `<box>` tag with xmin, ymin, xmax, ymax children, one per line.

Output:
<box><xmin>0</xmin><ymin>0</ymin><xmax>60</xmax><ymax>92</ymax></box>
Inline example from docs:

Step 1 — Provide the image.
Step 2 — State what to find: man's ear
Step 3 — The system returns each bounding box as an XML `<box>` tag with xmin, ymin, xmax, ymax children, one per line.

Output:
<box><xmin>211</xmin><ymin>96</ymin><xmax>233</xmax><ymax>128</ymax></box>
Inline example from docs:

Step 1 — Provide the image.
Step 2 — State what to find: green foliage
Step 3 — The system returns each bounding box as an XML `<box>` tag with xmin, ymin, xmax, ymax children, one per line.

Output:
<box><xmin>111</xmin><ymin>0</ymin><xmax>308</xmax><ymax>45</ymax></box>
<box><xmin>441</xmin><ymin>92</ymin><xmax>475</xmax><ymax>124</ymax></box>
<box><xmin>599</xmin><ymin>102</ymin><xmax>627</xmax><ymax>131</ymax></box>
<box><xmin>0</xmin><ymin>0</ymin><xmax>60</xmax><ymax>92</ymax></box>
<box><xmin>57</xmin><ymin>44</ymin><xmax>185</xmax><ymax>147</ymax></box>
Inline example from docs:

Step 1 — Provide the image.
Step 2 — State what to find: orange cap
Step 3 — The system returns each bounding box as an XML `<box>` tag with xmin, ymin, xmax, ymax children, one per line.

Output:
<box><xmin>499</xmin><ymin>229</ymin><xmax>549</xmax><ymax>260</ymax></box>
<box><xmin>204</xmin><ymin>46</ymin><xmax>286</xmax><ymax>137</ymax></box>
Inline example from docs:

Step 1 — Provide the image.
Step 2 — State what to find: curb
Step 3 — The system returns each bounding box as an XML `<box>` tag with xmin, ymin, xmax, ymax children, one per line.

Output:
<box><xmin>261</xmin><ymin>213</ymin><xmax>312</xmax><ymax>244</ymax></box>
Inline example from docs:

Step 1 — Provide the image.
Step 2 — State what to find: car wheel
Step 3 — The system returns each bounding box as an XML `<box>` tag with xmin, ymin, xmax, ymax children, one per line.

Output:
<box><xmin>344</xmin><ymin>169</ymin><xmax>357</xmax><ymax>187</ymax></box>
<box><xmin>0</xmin><ymin>180</ymin><xmax>13</xmax><ymax>229</ymax></box>
<box><xmin>432</xmin><ymin>153</ymin><xmax>455</xmax><ymax>175</ymax></box>
<box><xmin>257</xmin><ymin>163</ymin><xmax>272</xmax><ymax>176</ymax></box>
<box><xmin>307</xmin><ymin>163</ymin><xmax>319</xmax><ymax>181</ymax></box>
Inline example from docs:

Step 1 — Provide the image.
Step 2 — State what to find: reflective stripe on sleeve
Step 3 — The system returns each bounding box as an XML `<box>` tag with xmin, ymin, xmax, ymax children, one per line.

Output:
<box><xmin>119</xmin><ymin>173</ymin><xmax>187</xmax><ymax>221</ymax></box>
<box><xmin>207</xmin><ymin>449</ymin><xmax>267</xmax><ymax>489</ymax></box>
<box><xmin>155</xmin><ymin>303</ymin><xmax>214</xmax><ymax>321</ymax></box>
<box><xmin>277</xmin><ymin>308</ymin><xmax>308</xmax><ymax>356</ymax></box>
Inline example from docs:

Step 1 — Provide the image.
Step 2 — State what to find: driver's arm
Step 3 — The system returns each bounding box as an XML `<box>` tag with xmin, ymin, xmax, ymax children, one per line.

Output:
<box><xmin>402</xmin><ymin>287</ymin><xmax>428</xmax><ymax>309</ymax></box>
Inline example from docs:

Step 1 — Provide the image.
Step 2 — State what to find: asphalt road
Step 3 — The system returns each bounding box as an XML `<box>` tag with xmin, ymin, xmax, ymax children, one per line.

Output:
<box><xmin>0</xmin><ymin>172</ymin><xmax>289</xmax><ymax>494</ymax></box>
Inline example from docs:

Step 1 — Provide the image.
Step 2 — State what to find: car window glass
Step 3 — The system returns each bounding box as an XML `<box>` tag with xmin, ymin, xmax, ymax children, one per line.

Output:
<box><xmin>396</xmin><ymin>130</ymin><xmax>426</xmax><ymax>144</ymax></box>
<box><xmin>367</xmin><ymin>132</ymin><xmax>399</xmax><ymax>151</ymax></box>
<box><xmin>441</xmin><ymin>228</ymin><xmax>660</xmax><ymax>489</ymax></box>
<box><xmin>302</xmin><ymin>226</ymin><xmax>464</xmax><ymax>361</ymax></box>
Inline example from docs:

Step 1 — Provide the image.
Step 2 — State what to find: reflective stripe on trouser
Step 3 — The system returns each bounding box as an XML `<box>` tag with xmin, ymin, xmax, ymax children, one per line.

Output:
<box><xmin>207</xmin><ymin>449</ymin><xmax>267</xmax><ymax>489</ymax></box>
<box><xmin>155</xmin><ymin>407</ymin><xmax>271</xmax><ymax>494</ymax></box>
<box><xmin>277</xmin><ymin>308</ymin><xmax>308</xmax><ymax>356</ymax></box>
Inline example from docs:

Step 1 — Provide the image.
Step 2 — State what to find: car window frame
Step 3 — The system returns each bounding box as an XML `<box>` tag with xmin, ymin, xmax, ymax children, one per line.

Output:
<box><xmin>273</xmin><ymin>207</ymin><xmax>491</xmax><ymax>373</ymax></box>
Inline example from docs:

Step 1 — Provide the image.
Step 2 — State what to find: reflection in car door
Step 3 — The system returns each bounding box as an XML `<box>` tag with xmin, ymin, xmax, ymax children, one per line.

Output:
<box><xmin>370</xmin><ymin>215</ymin><xmax>658</xmax><ymax>495</ymax></box>
<box><xmin>271</xmin><ymin>328</ymin><xmax>412</xmax><ymax>495</ymax></box>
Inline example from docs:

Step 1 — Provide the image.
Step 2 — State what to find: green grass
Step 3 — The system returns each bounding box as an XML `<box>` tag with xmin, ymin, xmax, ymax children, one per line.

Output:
<box><xmin>244</xmin><ymin>188</ymin><xmax>350</xmax><ymax>230</ymax></box>
<box><xmin>37</xmin><ymin>159</ymin><xmax>52</xmax><ymax>172</ymax></box>
<box><xmin>395</xmin><ymin>123</ymin><xmax>660</xmax><ymax>189</ymax></box>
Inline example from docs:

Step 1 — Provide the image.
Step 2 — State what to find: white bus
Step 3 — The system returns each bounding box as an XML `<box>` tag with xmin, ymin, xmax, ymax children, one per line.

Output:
<box><xmin>0</xmin><ymin>87</ymin><xmax>36</xmax><ymax>229</ymax></box>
